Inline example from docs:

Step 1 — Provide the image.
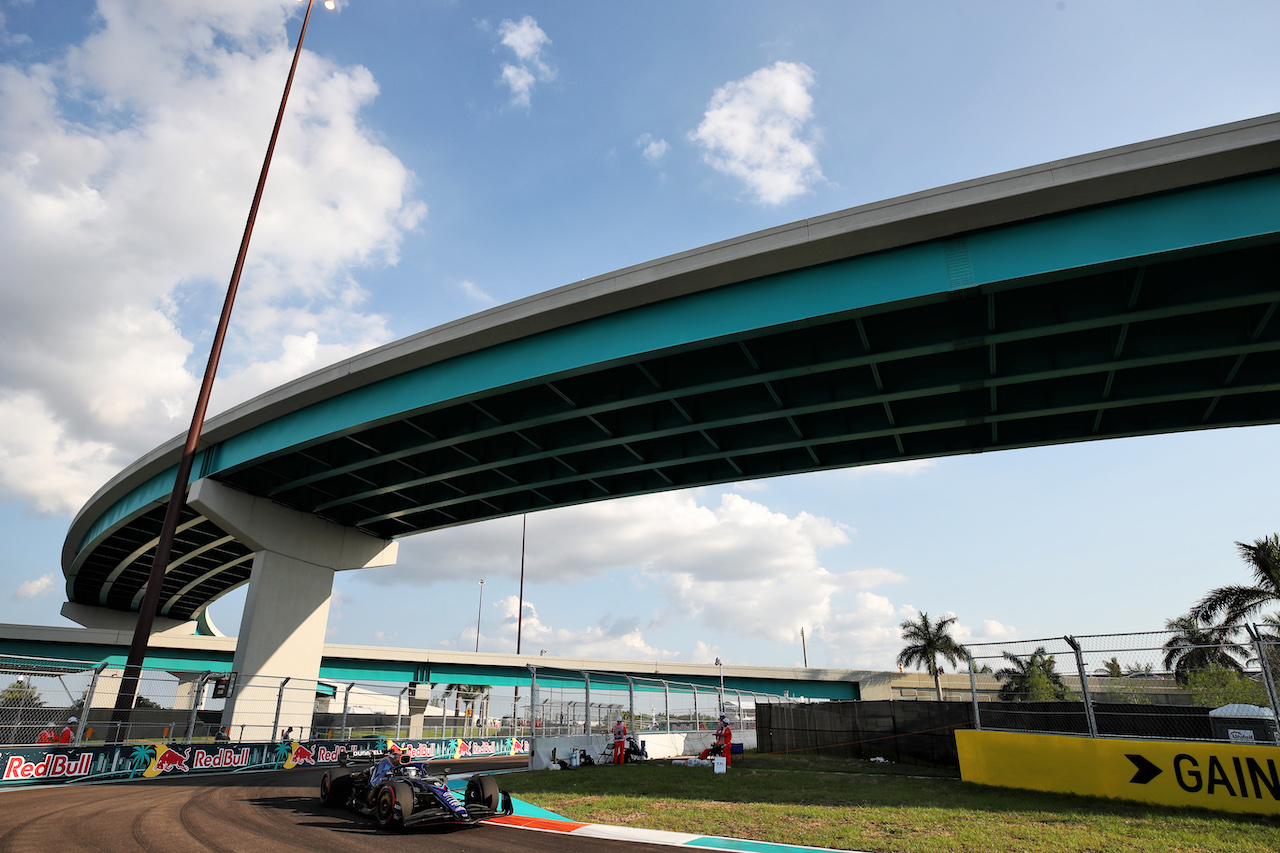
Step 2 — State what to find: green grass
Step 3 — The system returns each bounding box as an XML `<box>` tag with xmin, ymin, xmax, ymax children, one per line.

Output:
<box><xmin>499</xmin><ymin>752</ymin><xmax>1280</xmax><ymax>853</ymax></box>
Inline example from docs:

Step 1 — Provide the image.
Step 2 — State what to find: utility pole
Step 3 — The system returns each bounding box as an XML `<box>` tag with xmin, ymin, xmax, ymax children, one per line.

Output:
<box><xmin>474</xmin><ymin>578</ymin><xmax>485</xmax><ymax>652</ymax></box>
<box><xmin>516</xmin><ymin>514</ymin><xmax>527</xmax><ymax>655</ymax></box>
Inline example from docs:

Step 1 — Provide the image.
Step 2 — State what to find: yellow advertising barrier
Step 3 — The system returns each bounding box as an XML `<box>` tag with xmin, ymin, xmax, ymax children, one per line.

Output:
<box><xmin>956</xmin><ymin>730</ymin><xmax>1280</xmax><ymax>816</ymax></box>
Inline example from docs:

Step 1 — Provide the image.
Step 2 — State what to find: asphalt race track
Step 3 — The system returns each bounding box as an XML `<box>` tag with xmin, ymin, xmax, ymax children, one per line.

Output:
<box><xmin>0</xmin><ymin>762</ymin><xmax>675</xmax><ymax>853</ymax></box>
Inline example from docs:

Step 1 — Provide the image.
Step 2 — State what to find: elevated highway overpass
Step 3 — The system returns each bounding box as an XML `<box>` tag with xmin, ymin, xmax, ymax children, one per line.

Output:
<box><xmin>57</xmin><ymin>114</ymin><xmax>1280</xmax><ymax>733</ymax></box>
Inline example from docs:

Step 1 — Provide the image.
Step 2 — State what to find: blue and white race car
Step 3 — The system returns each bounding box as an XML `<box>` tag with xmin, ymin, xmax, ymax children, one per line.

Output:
<box><xmin>319</xmin><ymin>747</ymin><xmax>514</xmax><ymax>831</ymax></box>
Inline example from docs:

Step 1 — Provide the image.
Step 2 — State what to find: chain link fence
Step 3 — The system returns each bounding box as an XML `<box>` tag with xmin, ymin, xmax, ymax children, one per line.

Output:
<box><xmin>966</xmin><ymin>625</ymin><xmax>1279</xmax><ymax>744</ymax></box>
<box><xmin>2</xmin><ymin>655</ymin><xmax>791</xmax><ymax>748</ymax></box>
<box><xmin>523</xmin><ymin>665</ymin><xmax>771</xmax><ymax>738</ymax></box>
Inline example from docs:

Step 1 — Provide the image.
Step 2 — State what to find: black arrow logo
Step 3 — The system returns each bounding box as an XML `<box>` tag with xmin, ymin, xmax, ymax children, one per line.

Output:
<box><xmin>1125</xmin><ymin>754</ymin><xmax>1162</xmax><ymax>784</ymax></box>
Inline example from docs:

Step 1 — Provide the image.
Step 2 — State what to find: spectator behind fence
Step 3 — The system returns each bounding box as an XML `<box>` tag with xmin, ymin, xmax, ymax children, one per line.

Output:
<box><xmin>59</xmin><ymin>717</ymin><xmax>76</xmax><ymax>744</ymax></box>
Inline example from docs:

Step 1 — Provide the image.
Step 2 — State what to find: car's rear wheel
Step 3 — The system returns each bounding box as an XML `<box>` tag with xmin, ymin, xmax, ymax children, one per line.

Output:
<box><xmin>376</xmin><ymin>781</ymin><xmax>414</xmax><ymax>830</ymax></box>
<box><xmin>465</xmin><ymin>775</ymin><xmax>501</xmax><ymax>812</ymax></box>
<box><xmin>320</xmin><ymin>770</ymin><xmax>352</xmax><ymax>807</ymax></box>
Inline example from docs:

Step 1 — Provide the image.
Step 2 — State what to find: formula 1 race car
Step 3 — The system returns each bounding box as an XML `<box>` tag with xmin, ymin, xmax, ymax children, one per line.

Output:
<box><xmin>319</xmin><ymin>748</ymin><xmax>514</xmax><ymax>831</ymax></box>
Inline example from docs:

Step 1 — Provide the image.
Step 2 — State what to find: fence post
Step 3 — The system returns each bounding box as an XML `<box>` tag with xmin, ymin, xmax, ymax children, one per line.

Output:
<box><xmin>581</xmin><ymin>671</ymin><xmax>591</xmax><ymax>735</ymax></box>
<box><xmin>272</xmin><ymin>677</ymin><xmax>291</xmax><ymax>741</ymax></box>
<box><xmin>527</xmin><ymin>665</ymin><xmax>539</xmax><ymax>763</ymax></box>
<box><xmin>186</xmin><ymin>672</ymin><xmax>212</xmax><ymax>744</ymax></box>
<box><xmin>1246</xmin><ymin>624</ymin><xmax>1280</xmax><ymax>714</ymax></box>
<box><xmin>966</xmin><ymin>653</ymin><xmax>981</xmax><ymax>731</ymax></box>
<box><xmin>693</xmin><ymin>687</ymin><xmax>698</xmax><ymax>732</ymax></box>
<box><xmin>664</xmin><ymin>681</ymin><xmax>670</xmax><ymax>733</ymax></box>
<box><xmin>625</xmin><ymin>675</ymin><xmax>635</xmax><ymax>734</ymax></box>
<box><xmin>395</xmin><ymin>686</ymin><xmax>408</xmax><ymax>740</ymax></box>
<box><xmin>76</xmin><ymin>662</ymin><xmax>107</xmax><ymax>746</ymax></box>
<box><xmin>339</xmin><ymin>682</ymin><xmax>354</xmax><ymax>739</ymax></box>
<box><xmin>1064</xmin><ymin>636</ymin><xmax>1098</xmax><ymax>738</ymax></box>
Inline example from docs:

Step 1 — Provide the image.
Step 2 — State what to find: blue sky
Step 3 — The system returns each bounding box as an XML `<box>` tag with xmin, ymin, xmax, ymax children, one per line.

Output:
<box><xmin>1</xmin><ymin>0</ymin><xmax>1279</xmax><ymax>671</ymax></box>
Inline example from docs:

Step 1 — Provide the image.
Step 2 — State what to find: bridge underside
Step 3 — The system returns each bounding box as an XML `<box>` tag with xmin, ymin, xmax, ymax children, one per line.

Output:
<box><xmin>62</xmin><ymin>115</ymin><xmax>1280</xmax><ymax>626</ymax></box>
<box><xmin>72</xmin><ymin>237</ymin><xmax>1280</xmax><ymax>621</ymax></box>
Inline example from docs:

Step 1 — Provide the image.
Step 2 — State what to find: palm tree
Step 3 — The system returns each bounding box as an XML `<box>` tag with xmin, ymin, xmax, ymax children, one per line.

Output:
<box><xmin>1161</xmin><ymin>614</ymin><xmax>1247</xmax><ymax>684</ymax></box>
<box><xmin>441</xmin><ymin>684</ymin><xmax>490</xmax><ymax>733</ymax></box>
<box><xmin>1094</xmin><ymin>657</ymin><xmax>1123</xmax><ymax>677</ymax></box>
<box><xmin>896</xmin><ymin>612</ymin><xmax>968</xmax><ymax>701</ymax></box>
<box><xmin>1190</xmin><ymin>534</ymin><xmax>1280</xmax><ymax>627</ymax></box>
<box><xmin>995</xmin><ymin>647</ymin><xmax>1070</xmax><ymax>701</ymax></box>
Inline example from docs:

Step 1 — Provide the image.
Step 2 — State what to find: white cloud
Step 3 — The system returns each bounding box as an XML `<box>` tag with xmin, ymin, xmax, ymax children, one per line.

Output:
<box><xmin>14</xmin><ymin>573</ymin><xmax>58</xmax><ymax>600</ymax></box>
<box><xmin>975</xmin><ymin>619</ymin><xmax>1021</xmax><ymax>642</ymax></box>
<box><xmin>500</xmin><ymin>64</ymin><xmax>537</xmax><ymax>109</ymax></box>
<box><xmin>461</xmin><ymin>280</ymin><xmax>496</xmax><ymax>305</ymax></box>
<box><xmin>690</xmin><ymin>61</ymin><xmax>824</xmax><ymax>205</ymax></box>
<box><xmin>0</xmin><ymin>10</ymin><xmax>30</xmax><ymax>48</ymax></box>
<box><xmin>0</xmin><ymin>2</ymin><xmax>424</xmax><ymax>516</ymax></box>
<box><xmin>490</xmin><ymin>594</ymin><xmax>680</xmax><ymax>661</ymax></box>
<box><xmin>380</xmin><ymin>490</ymin><xmax>921</xmax><ymax>663</ymax></box>
<box><xmin>636</xmin><ymin>133</ymin><xmax>669</xmax><ymax>164</ymax></box>
<box><xmin>497</xmin><ymin>16</ymin><xmax>555</xmax><ymax>108</ymax></box>
<box><xmin>0</xmin><ymin>393</ymin><xmax>120</xmax><ymax>515</ymax></box>
<box><xmin>355</xmin><ymin>486</ymin><xmax>1024</xmax><ymax>668</ymax></box>
<box><xmin>843</xmin><ymin>459</ymin><xmax>938</xmax><ymax>477</ymax></box>
<box><xmin>388</xmin><ymin>491</ymin><xmax>851</xmax><ymax>586</ymax></box>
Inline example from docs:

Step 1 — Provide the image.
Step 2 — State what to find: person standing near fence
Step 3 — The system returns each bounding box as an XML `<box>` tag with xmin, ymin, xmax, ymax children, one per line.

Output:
<box><xmin>58</xmin><ymin>717</ymin><xmax>76</xmax><ymax>745</ymax></box>
<box><xmin>612</xmin><ymin>715</ymin><xmax>627</xmax><ymax>765</ymax></box>
<box><xmin>37</xmin><ymin>725</ymin><xmax>56</xmax><ymax>744</ymax></box>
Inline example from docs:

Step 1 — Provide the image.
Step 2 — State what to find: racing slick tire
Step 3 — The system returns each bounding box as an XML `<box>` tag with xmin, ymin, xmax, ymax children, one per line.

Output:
<box><xmin>375</xmin><ymin>781</ymin><xmax>414</xmax><ymax>830</ymax></box>
<box><xmin>465</xmin><ymin>775</ymin><xmax>501</xmax><ymax>812</ymax></box>
<box><xmin>320</xmin><ymin>770</ymin><xmax>353</xmax><ymax>807</ymax></box>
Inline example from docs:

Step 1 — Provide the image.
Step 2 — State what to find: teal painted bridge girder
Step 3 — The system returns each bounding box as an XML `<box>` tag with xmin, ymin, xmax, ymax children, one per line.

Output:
<box><xmin>63</xmin><ymin>117</ymin><xmax>1280</xmax><ymax>626</ymax></box>
<box><xmin>0</xmin><ymin>635</ymin><xmax>857</xmax><ymax>700</ymax></box>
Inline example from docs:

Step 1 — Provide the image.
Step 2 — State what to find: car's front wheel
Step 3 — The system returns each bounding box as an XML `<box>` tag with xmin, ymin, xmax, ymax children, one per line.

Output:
<box><xmin>375</xmin><ymin>781</ymin><xmax>413</xmax><ymax>830</ymax></box>
<box><xmin>465</xmin><ymin>775</ymin><xmax>501</xmax><ymax>812</ymax></box>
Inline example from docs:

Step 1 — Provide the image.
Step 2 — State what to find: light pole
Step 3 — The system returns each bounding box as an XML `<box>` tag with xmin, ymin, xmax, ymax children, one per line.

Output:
<box><xmin>474</xmin><ymin>578</ymin><xmax>485</xmax><ymax>652</ymax></box>
<box><xmin>111</xmin><ymin>0</ymin><xmax>334</xmax><ymax>731</ymax></box>
<box><xmin>516</xmin><ymin>514</ymin><xmax>527</xmax><ymax>654</ymax></box>
<box><xmin>716</xmin><ymin>657</ymin><xmax>724</xmax><ymax>712</ymax></box>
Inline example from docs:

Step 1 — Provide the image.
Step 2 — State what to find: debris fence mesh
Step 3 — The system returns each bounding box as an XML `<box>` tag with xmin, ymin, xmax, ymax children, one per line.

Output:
<box><xmin>1</xmin><ymin>656</ymin><xmax>786</xmax><ymax>747</ymax></box>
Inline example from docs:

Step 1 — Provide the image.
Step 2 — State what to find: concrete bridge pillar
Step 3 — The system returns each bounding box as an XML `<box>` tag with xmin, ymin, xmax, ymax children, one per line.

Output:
<box><xmin>188</xmin><ymin>479</ymin><xmax>398</xmax><ymax>740</ymax></box>
<box><xmin>408</xmin><ymin>683</ymin><xmax>434</xmax><ymax>739</ymax></box>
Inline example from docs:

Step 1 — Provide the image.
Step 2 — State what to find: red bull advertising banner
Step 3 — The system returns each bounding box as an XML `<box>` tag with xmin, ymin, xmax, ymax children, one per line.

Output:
<box><xmin>0</xmin><ymin>735</ymin><xmax>529</xmax><ymax>788</ymax></box>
